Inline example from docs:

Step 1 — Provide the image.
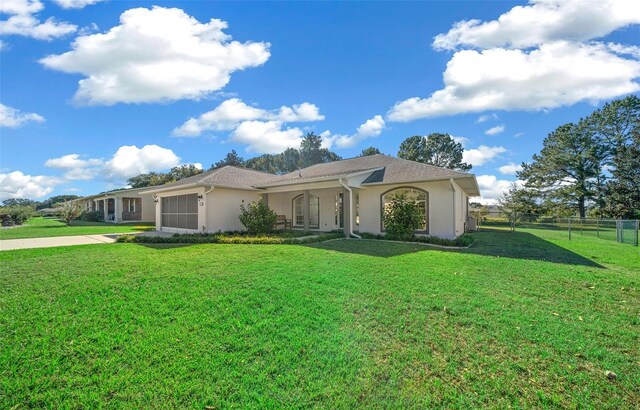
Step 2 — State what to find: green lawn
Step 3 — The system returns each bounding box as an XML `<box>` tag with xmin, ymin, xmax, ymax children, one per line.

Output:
<box><xmin>0</xmin><ymin>217</ymin><xmax>154</xmax><ymax>240</ymax></box>
<box><xmin>1</xmin><ymin>228</ymin><xmax>638</xmax><ymax>408</ymax></box>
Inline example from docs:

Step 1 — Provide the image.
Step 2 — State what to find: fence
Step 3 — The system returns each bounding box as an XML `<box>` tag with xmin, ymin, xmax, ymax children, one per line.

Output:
<box><xmin>475</xmin><ymin>211</ymin><xmax>639</xmax><ymax>246</ymax></box>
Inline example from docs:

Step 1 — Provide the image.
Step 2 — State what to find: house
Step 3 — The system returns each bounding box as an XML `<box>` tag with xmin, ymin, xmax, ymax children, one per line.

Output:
<box><xmin>141</xmin><ymin>154</ymin><xmax>480</xmax><ymax>238</ymax></box>
<box><xmin>78</xmin><ymin>187</ymin><xmax>156</xmax><ymax>223</ymax></box>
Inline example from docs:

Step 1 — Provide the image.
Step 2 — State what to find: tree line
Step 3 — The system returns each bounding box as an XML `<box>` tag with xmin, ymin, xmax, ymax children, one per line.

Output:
<box><xmin>127</xmin><ymin>132</ymin><xmax>470</xmax><ymax>188</ymax></box>
<box><xmin>501</xmin><ymin>95</ymin><xmax>639</xmax><ymax>219</ymax></box>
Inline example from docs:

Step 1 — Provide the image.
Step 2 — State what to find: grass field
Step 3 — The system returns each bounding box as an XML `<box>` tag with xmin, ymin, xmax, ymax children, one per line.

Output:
<box><xmin>0</xmin><ymin>217</ymin><xmax>154</xmax><ymax>240</ymax></box>
<box><xmin>1</xmin><ymin>228</ymin><xmax>638</xmax><ymax>408</ymax></box>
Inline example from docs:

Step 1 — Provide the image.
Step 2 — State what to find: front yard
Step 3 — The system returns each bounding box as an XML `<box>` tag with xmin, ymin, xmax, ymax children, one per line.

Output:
<box><xmin>0</xmin><ymin>217</ymin><xmax>154</xmax><ymax>240</ymax></box>
<box><xmin>1</xmin><ymin>228</ymin><xmax>638</xmax><ymax>407</ymax></box>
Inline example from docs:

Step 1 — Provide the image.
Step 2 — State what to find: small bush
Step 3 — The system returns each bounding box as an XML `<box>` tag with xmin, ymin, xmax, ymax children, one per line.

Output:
<box><xmin>359</xmin><ymin>231</ymin><xmax>473</xmax><ymax>247</ymax></box>
<box><xmin>383</xmin><ymin>194</ymin><xmax>423</xmax><ymax>240</ymax></box>
<box><xmin>0</xmin><ymin>205</ymin><xmax>36</xmax><ymax>226</ymax></box>
<box><xmin>238</xmin><ymin>200</ymin><xmax>277</xmax><ymax>235</ymax></box>
<box><xmin>79</xmin><ymin>210</ymin><xmax>104</xmax><ymax>222</ymax></box>
<box><xmin>56</xmin><ymin>201</ymin><xmax>83</xmax><ymax>226</ymax></box>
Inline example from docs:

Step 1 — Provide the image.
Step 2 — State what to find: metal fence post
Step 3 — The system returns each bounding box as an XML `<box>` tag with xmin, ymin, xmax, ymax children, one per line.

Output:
<box><xmin>635</xmin><ymin>220</ymin><xmax>639</xmax><ymax>246</ymax></box>
<box><xmin>596</xmin><ymin>219</ymin><xmax>599</xmax><ymax>238</ymax></box>
<box><xmin>568</xmin><ymin>217</ymin><xmax>571</xmax><ymax>240</ymax></box>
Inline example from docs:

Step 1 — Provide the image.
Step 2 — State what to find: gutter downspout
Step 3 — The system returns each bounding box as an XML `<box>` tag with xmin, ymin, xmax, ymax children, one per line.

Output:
<box><xmin>449</xmin><ymin>178</ymin><xmax>457</xmax><ymax>238</ymax></box>
<box><xmin>339</xmin><ymin>179</ymin><xmax>361</xmax><ymax>239</ymax></box>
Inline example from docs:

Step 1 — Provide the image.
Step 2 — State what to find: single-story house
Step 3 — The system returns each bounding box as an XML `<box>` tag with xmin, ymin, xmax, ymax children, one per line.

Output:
<box><xmin>77</xmin><ymin>187</ymin><xmax>156</xmax><ymax>223</ymax></box>
<box><xmin>140</xmin><ymin>154</ymin><xmax>480</xmax><ymax>238</ymax></box>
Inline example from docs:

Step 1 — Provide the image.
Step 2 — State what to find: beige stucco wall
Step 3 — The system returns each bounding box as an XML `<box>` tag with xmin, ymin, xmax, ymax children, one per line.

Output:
<box><xmin>205</xmin><ymin>188</ymin><xmax>262</xmax><ymax>232</ymax></box>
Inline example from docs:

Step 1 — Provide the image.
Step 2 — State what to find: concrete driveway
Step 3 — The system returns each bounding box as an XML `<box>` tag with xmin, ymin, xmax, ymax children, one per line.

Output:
<box><xmin>0</xmin><ymin>231</ymin><xmax>173</xmax><ymax>251</ymax></box>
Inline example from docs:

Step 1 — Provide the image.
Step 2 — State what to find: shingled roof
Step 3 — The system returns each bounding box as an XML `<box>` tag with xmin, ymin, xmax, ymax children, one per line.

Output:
<box><xmin>142</xmin><ymin>154</ymin><xmax>479</xmax><ymax>195</ymax></box>
<box><xmin>257</xmin><ymin>154</ymin><xmax>472</xmax><ymax>187</ymax></box>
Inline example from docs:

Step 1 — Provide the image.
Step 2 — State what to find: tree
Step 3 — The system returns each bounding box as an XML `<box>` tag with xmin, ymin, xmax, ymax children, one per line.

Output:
<box><xmin>359</xmin><ymin>147</ymin><xmax>381</xmax><ymax>156</ymax></box>
<box><xmin>397</xmin><ymin>135</ymin><xmax>426</xmax><ymax>162</ymax></box>
<box><xmin>57</xmin><ymin>200</ymin><xmax>83</xmax><ymax>226</ymax></box>
<box><xmin>211</xmin><ymin>150</ymin><xmax>245</xmax><ymax>169</ymax></box>
<box><xmin>299</xmin><ymin>133</ymin><xmax>324</xmax><ymax>167</ymax></box>
<box><xmin>603</xmin><ymin>130</ymin><xmax>640</xmax><ymax>219</ymax></box>
<box><xmin>498</xmin><ymin>183</ymin><xmax>546</xmax><ymax>215</ymax></box>
<box><xmin>280</xmin><ymin>148</ymin><xmax>301</xmax><ymax>173</ymax></box>
<box><xmin>2</xmin><ymin>198</ymin><xmax>39</xmax><ymax>207</ymax></box>
<box><xmin>168</xmin><ymin>164</ymin><xmax>203</xmax><ymax>181</ymax></box>
<box><xmin>518</xmin><ymin>122</ymin><xmax>606</xmax><ymax>218</ymax></box>
<box><xmin>398</xmin><ymin>133</ymin><xmax>471</xmax><ymax>171</ymax></box>
<box><xmin>245</xmin><ymin>154</ymin><xmax>282</xmax><ymax>174</ymax></box>
<box><xmin>36</xmin><ymin>195</ymin><xmax>79</xmax><ymax>210</ymax></box>
<box><xmin>589</xmin><ymin>95</ymin><xmax>640</xmax><ymax>162</ymax></box>
<box><xmin>127</xmin><ymin>172</ymin><xmax>173</xmax><ymax>188</ymax></box>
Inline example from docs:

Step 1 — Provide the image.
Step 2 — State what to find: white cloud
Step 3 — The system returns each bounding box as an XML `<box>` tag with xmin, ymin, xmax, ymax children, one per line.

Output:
<box><xmin>433</xmin><ymin>0</ymin><xmax>640</xmax><ymax>51</ymax></box>
<box><xmin>45</xmin><ymin>153</ymin><xmax>101</xmax><ymax>169</ymax></box>
<box><xmin>277</xmin><ymin>102</ymin><xmax>325</xmax><ymax>123</ymax></box>
<box><xmin>172</xmin><ymin>98</ymin><xmax>323</xmax><ymax>137</ymax></box>
<box><xmin>476</xmin><ymin>113</ymin><xmax>497</xmax><ymax>123</ymax></box>
<box><xmin>0</xmin><ymin>170</ymin><xmax>61</xmax><ymax>200</ymax></box>
<box><xmin>231</xmin><ymin>121</ymin><xmax>303</xmax><ymax>154</ymax></box>
<box><xmin>452</xmin><ymin>136</ymin><xmax>470</xmax><ymax>147</ymax></box>
<box><xmin>463</xmin><ymin>145</ymin><xmax>506</xmax><ymax>166</ymax></box>
<box><xmin>606</xmin><ymin>42</ymin><xmax>640</xmax><ymax>59</ymax></box>
<box><xmin>45</xmin><ymin>153</ymin><xmax>103</xmax><ymax>180</ymax></box>
<box><xmin>53</xmin><ymin>0</ymin><xmax>104</xmax><ymax>9</ymax></box>
<box><xmin>44</xmin><ymin>144</ymin><xmax>181</xmax><ymax>184</ymax></box>
<box><xmin>387</xmin><ymin>41</ymin><xmax>640</xmax><ymax>121</ymax></box>
<box><xmin>105</xmin><ymin>145</ymin><xmax>181</xmax><ymax>179</ymax></box>
<box><xmin>0</xmin><ymin>103</ymin><xmax>45</xmax><ymax>128</ymax></box>
<box><xmin>498</xmin><ymin>162</ymin><xmax>524</xmax><ymax>175</ymax></box>
<box><xmin>39</xmin><ymin>6</ymin><xmax>270</xmax><ymax>105</ymax></box>
<box><xmin>0</xmin><ymin>0</ymin><xmax>77</xmax><ymax>41</ymax></box>
<box><xmin>476</xmin><ymin>174</ymin><xmax>520</xmax><ymax>205</ymax></box>
<box><xmin>322</xmin><ymin>115</ymin><xmax>386</xmax><ymax>149</ymax></box>
<box><xmin>485</xmin><ymin>124</ymin><xmax>505</xmax><ymax>135</ymax></box>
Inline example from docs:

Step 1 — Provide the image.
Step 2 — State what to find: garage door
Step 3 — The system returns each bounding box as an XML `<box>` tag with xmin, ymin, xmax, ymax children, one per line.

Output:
<box><xmin>161</xmin><ymin>194</ymin><xmax>198</xmax><ymax>230</ymax></box>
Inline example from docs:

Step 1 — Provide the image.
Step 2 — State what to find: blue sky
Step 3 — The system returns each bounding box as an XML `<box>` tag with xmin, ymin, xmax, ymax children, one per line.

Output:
<box><xmin>1</xmin><ymin>0</ymin><xmax>639</xmax><ymax>203</ymax></box>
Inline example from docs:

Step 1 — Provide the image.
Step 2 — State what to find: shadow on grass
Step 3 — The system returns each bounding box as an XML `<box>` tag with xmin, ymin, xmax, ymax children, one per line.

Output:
<box><xmin>463</xmin><ymin>228</ymin><xmax>604</xmax><ymax>268</ymax></box>
<box><xmin>307</xmin><ymin>239</ymin><xmax>433</xmax><ymax>258</ymax></box>
<box><xmin>307</xmin><ymin>231</ymin><xmax>604</xmax><ymax>268</ymax></box>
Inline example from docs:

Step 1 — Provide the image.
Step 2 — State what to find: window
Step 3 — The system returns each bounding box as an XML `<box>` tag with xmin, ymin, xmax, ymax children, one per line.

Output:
<box><xmin>161</xmin><ymin>194</ymin><xmax>198</xmax><ymax>230</ymax></box>
<box><xmin>334</xmin><ymin>193</ymin><xmax>343</xmax><ymax>228</ymax></box>
<box><xmin>381</xmin><ymin>187</ymin><xmax>428</xmax><ymax>232</ymax></box>
<box><xmin>125</xmin><ymin>198</ymin><xmax>136</xmax><ymax>213</ymax></box>
<box><xmin>292</xmin><ymin>194</ymin><xmax>319</xmax><ymax>229</ymax></box>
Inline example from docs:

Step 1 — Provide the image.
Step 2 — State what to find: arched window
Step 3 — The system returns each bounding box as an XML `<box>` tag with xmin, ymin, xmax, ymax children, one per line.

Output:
<box><xmin>381</xmin><ymin>187</ymin><xmax>429</xmax><ymax>232</ymax></box>
<box><xmin>292</xmin><ymin>194</ymin><xmax>319</xmax><ymax>229</ymax></box>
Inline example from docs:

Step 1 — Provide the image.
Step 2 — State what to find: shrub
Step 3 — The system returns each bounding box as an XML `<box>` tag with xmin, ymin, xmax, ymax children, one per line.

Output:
<box><xmin>79</xmin><ymin>210</ymin><xmax>104</xmax><ymax>222</ymax></box>
<box><xmin>115</xmin><ymin>232</ymin><xmax>344</xmax><ymax>245</ymax></box>
<box><xmin>359</xmin><ymin>231</ymin><xmax>473</xmax><ymax>247</ymax></box>
<box><xmin>0</xmin><ymin>205</ymin><xmax>36</xmax><ymax>225</ymax></box>
<box><xmin>56</xmin><ymin>201</ymin><xmax>83</xmax><ymax>226</ymax></box>
<box><xmin>383</xmin><ymin>194</ymin><xmax>423</xmax><ymax>240</ymax></box>
<box><xmin>238</xmin><ymin>200</ymin><xmax>277</xmax><ymax>235</ymax></box>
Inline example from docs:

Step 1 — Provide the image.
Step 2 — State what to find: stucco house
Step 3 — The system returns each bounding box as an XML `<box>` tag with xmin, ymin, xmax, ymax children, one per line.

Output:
<box><xmin>79</xmin><ymin>187</ymin><xmax>156</xmax><ymax>223</ymax></box>
<box><xmin>140</xmin><ymin>154</ymin><xmax>480</xmax><ymax>238</ymax></box>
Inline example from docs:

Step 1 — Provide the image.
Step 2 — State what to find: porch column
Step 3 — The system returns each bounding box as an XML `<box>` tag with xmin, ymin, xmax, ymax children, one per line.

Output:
<box><xmin>303</xmin><ymin>189</ymin><xmax>310</xmax><ymax>231</ymax></box>
<box><xmin>103</xmin><ymin>199</ymin><xmax>108</xmax><ymax>222</ymax></box>
<box><xmin>114</xmin><ymin>198</ymin><xmax>121</xmax><ymax>224</ymax></box>
<box><xmin>343</xmin><ymin>188</ymin><xmax>351</xmax><ymax>237</ymax></box>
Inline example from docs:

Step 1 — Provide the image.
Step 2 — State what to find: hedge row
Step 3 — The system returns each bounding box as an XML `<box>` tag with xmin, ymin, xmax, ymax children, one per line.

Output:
<box><xmin>359</xmin><ymin>232</ymin><xmax>474</xmax><ymax>247</ymax></box>
<box><xmin>116</xmin><ymin>232</ymin><xmax>345</xmax><ymax>245</ymax></box>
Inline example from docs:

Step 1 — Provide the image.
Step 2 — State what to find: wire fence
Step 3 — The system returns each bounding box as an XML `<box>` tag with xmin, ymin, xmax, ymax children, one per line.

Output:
<box><xmin>473</xmin><ymin>210</ymin><xmax>639</xmax><ymax>246</ymax></box>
